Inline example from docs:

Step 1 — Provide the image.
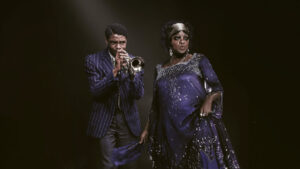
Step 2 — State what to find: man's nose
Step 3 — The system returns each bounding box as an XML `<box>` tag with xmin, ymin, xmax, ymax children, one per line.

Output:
<box><xmin>116</xmin><ymin>43</ymin><xmax>121</xmax><ymax>49</ymax></box>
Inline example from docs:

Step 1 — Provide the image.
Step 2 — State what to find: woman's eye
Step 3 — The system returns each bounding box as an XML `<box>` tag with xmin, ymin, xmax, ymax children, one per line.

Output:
<box><xmin>174</xmin><ymin>37</ymin><xmax>180</xmax><ymax>40</ymax></box>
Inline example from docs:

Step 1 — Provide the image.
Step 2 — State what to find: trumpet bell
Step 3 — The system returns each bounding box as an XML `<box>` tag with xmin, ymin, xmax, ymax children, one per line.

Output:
<box><xmin>123</xmin><ymin>55</ymin><xmax>145</xmax><ymax>74</ymax></box>
<box><xmin>130</xmin><ymin>56</ymin><xmax>145</xmax><ymax>73</ymax></box>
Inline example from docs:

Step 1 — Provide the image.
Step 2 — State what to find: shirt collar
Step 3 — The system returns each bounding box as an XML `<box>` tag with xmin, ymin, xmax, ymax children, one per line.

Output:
<box><xmin>108</xmin><ymin>50</ymin><xmax>115</xmax><ymax>64</ymax></box>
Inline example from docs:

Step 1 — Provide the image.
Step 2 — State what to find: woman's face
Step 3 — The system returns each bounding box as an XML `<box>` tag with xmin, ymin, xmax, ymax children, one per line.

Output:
<box><xmin>170</xmin><ymin>31</ymin><xmax>189</xmax><ymax>54</ymax></box>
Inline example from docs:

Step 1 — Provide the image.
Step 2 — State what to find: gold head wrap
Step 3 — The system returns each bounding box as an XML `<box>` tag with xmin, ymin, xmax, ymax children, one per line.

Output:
<box><xmin>168</xmin><ymin>23</ymin><xmax>189</xmax><ymax>38</ymax></box>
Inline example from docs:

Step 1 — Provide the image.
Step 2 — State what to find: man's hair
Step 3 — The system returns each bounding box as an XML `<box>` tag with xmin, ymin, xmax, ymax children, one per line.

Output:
<box><xmin>105</xmin><ymin>23</ymin><xmax>128</xmax><ymax>40</ymax></box>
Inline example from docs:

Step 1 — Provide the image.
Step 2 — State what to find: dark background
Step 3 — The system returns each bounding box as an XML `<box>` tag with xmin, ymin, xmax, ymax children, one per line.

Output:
<box><xmin>1</xmin><ymin>0</ymin><xmax>299</xmax><ymax>169</ymax></box>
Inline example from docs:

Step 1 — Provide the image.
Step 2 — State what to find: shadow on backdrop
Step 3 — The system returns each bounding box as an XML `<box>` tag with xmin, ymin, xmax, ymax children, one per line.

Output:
<box><xmin>1</xmin><ymin>0</ymin><xmax>299</xmax><ymax>169</ymax></box>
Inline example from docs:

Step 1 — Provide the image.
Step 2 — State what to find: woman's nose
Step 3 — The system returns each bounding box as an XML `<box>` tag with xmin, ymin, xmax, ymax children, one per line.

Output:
<box><xmin>179</xmin><ymin>39</ymin><xmax>185</xmax><ymax>44</ymax></box>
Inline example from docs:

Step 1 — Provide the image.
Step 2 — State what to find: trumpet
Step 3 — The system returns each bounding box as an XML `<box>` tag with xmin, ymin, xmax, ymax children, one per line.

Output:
<box><xmin>123</xmin><ymin>56</ymin><xmax>145</xmax><ymax>75</ymax></box>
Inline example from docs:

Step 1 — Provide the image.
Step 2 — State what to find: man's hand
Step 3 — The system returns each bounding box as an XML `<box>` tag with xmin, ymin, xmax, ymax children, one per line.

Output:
<box><xmin>113</xmin><ymin>59</ymin><xmax>121</xmax><ymax>77</ymax></box>
<box><xmin>118</xmin><ymin>49</ymin><xmax>129</xmax><ymax>68</ymax></box>
<box><xmin>139</xmin><ymin>129</ymin><xmax>148</xmax><ymax>144</ymax></box>
<box><xmin>113</xmin><ymin>49</ymin><xmax>129</xmax><ymax>77</ymax></box>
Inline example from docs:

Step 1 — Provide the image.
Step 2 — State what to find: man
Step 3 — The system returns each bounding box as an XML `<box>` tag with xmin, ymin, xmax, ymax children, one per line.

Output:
<box><xmin>85</xmin><ymin>23</ymin><xmax>144</xmax><ymax>169</ymax></box>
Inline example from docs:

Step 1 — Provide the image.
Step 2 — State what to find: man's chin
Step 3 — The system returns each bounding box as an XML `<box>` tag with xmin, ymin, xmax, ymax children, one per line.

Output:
<box><xmin>108</xmin><ymin>49</ymin><xmax>117</xmax><ymax>56</ymax></box>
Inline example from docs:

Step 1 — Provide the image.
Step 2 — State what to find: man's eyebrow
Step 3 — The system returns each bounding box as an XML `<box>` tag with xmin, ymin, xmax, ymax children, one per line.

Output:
<box><xmin>109</xmin><ymin>40</ymin><xmax>117</xmax><ymax>43</ymax></box>
<box><xmin>109</xmin><ymin>40</ymin><xmax>126</xmax><ymax>43</ymax></box>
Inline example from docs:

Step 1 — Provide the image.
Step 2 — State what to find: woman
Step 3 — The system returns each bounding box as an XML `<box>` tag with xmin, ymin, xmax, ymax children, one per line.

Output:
<box><xmin>140</xmin><ymin>21</ymin><xmax>240</xmax><ymax>169</ymax></box>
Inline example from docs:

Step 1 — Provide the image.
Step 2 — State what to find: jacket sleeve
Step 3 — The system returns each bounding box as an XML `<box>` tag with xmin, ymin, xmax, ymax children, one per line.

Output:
<box><xmin>85</xmin><ymin>54</ymin><xmax>119</xmax><ymax>98</ymax></box>
<box><xmin>129</xmin><ymin>70</ymin><xmax>144</xmax><ymax>100</ymax></box>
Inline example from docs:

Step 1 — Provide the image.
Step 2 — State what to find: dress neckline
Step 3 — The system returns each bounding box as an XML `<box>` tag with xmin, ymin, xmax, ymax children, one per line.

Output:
<box><xmin>159</xmin><ymin>53</ymin><xmax>197</xmax><ymax>70</ymax></box>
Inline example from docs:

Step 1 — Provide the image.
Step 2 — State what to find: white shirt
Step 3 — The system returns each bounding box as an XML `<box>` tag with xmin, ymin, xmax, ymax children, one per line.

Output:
<box><xmin>108</xmin><ymin>50</ymin><xmax>115</xmax><ymax>67</ymax></box>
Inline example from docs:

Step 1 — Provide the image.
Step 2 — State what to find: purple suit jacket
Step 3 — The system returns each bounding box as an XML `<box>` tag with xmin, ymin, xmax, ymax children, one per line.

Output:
<box><xmin>85</xmin><ymin>48</ymin><xmax>144</xmax><ymax>138</ymax></box>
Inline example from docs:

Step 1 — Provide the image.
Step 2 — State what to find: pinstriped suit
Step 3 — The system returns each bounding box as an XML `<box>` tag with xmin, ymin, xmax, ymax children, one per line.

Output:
<box><xmin>85</xmin><ymin>48</ymin><xmax>144</xmax><ymax>139</ymax></box>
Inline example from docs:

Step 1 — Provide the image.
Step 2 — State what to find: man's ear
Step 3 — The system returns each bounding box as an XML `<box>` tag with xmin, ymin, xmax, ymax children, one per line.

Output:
<box><xmin>105</xmin><ymin>38</ymin><xmax>108</xmax><ymax>46</ymax></box>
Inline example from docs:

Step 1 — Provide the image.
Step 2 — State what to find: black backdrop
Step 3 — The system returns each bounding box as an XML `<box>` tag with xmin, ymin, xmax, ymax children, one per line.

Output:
<box><xmin>1</xmin><ymin>0</ymin><xmax>299</xmax><ymax>169</ymax></box>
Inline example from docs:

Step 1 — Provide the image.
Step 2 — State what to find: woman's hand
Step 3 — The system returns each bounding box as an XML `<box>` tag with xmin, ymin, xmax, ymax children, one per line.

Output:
<box><xmin>200</xmin><ymin>98</ymin><xmax>212</xmax><ymax>117</ymax></box>
<box><xmin>199</xmin><ymin>92</ymin><xmax>222</xmax><ymax>117</ymax></box>
<box><xmin>139</xmin><ymin>129</ymin><xmax>148</xmax><ymax>144</ymax></box>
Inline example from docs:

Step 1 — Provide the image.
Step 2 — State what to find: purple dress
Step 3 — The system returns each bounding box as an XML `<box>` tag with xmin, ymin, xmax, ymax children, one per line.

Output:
<box><xmin>148</xmin><ymin>53</ymin><xmax>240</xmax><ymax>169</ymax></box>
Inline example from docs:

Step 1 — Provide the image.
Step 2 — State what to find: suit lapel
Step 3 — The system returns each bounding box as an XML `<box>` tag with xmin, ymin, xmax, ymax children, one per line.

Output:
<box><xmin>102</xmin><ymin>48</ymin><xmax>114</xmax><ymax>71</ymax></box>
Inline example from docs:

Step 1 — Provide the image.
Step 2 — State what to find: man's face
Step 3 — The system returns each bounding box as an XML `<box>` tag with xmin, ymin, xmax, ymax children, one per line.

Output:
<box><xmin>106</xmin><ymin>34</ymin><xmax>127</xmax><ymax>56</ymax></box>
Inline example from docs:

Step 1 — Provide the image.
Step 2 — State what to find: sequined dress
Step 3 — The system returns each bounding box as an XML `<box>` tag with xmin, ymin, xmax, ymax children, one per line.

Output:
<box><xmin>148</xmin><ymin>53</ymin><xmax>240</xmax><ymax>169</ymax></box>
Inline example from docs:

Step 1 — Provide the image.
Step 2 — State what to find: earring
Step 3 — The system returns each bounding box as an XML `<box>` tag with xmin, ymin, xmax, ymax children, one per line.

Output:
<box><xmin>186</xmin><ymin>49</ymin><xmax>190</xmax><ymax>54</ymax></box>
<box><xmin>169</xmin><ymin>48</ymin><xmax>173</xmax><ymax>56</ymax></box>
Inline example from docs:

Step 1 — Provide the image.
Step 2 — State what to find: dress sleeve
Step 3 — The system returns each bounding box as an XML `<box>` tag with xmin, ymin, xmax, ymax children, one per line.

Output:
<box><xmin>148</xmin><ymin>67</ymin><xmax>159</xmax><ymax>134</ymax></box>
<box><xmin>198</xmin><ymin>55</ymin><xmax>223</xmax><ymax>93</ymax></box>
<box><xmin>199</xmin><ymin>55</ymin><xmax>223</xmax><ymax>119</ymax></box>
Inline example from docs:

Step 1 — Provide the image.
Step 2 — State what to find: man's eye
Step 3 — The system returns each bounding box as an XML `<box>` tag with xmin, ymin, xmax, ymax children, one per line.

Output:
<box><xmin>174</xmin><ymin>37</ymin><xmax>180</xmax><ymax>40</ymax></box>
<box><xmin>184</xmin><ymin>37</ymin><xmax>189</xmax><ymax>40</ymax></box>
